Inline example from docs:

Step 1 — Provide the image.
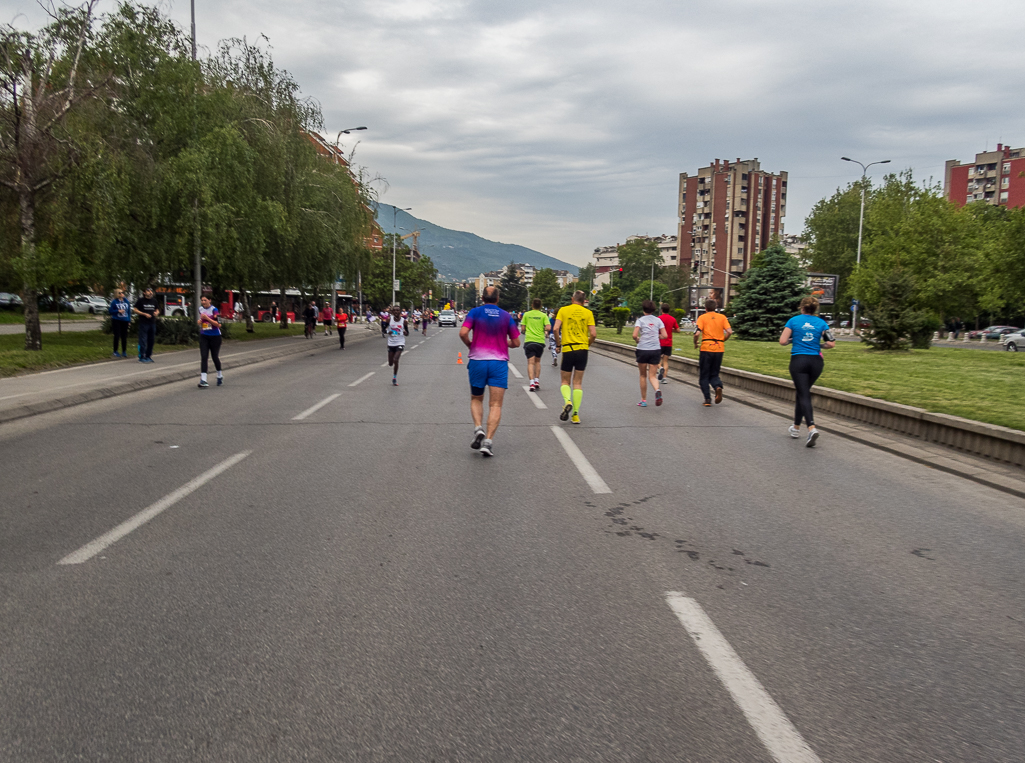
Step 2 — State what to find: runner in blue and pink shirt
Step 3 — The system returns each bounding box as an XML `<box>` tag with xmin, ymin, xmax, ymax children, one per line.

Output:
<box><xmin>459</xmin><ymin>286</ymin><xmax>520</xmax><ymax>457</ymax></box>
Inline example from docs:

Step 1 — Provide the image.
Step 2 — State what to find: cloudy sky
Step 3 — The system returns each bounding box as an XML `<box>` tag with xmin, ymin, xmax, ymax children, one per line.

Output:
<box><xmin>5</xmin><ymin>0</ymin><xmax>1025</xmax><ymax>265</ymax></box>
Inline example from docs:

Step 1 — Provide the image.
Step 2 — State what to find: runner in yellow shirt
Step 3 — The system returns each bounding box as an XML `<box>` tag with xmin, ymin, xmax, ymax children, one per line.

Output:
<box><xmin>553</xmin><ymin>291</ymin><xmax>597</xmax><ymax>424</ymax></box>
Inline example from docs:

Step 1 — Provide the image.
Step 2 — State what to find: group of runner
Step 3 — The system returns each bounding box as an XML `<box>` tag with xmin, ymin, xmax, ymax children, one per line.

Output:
<box><xmin>456</xmin><ymin>286</ymin><xmax>835</xmax><ymax>455</ymax></box>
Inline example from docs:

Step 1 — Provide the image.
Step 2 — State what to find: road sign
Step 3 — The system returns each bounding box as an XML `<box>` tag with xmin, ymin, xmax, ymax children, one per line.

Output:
<box><xmin>591</xmin><ymin>287</ymin><xmax>599</xmax><ymax>295</ymax></box>
<box><xmin>393</xmin><ymin>279</ymin><xmax>400</xmax><ymax>290</ymax></box>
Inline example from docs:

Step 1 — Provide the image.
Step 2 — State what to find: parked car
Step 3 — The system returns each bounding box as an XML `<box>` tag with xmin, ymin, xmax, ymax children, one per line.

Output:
<box><xmin>437</xmin><ymin>309</ymin><xmax>458</xmax><ymax>327</ymax></box>
<box><xmin>0</xmin><ymin>292</ymin><xmax>24</xmax><ymax>310</ymax></box>
<box><xmin>965</xmin><ymin>325</ymin><xmax>1019</xmax><ymax>340</ymax></box>
<box><xmin>1001</xmin><ymin>330</ymin><xmax>1025</xmax><ymax>352</ymax></box>
<box><xmin>68</xmin><ymin>294</ymin><xmax>109</xmax><ymax>314</ymax></box>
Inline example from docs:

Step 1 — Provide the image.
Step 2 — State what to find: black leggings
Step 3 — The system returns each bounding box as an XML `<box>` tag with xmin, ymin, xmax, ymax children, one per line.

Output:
<box><xmin>200</xmin><ymin>335</ymin><xmax>222</xmax><ymax>374</ymax></box>
<box><xmin>112</xmin><ymin>320</ymin><xmax>129</xmax><ymax>353</ymax></box>
<box><xmin>789</xmin><ymin>354</ymin><xmax>823</xmax><ymax>427</ymax></box>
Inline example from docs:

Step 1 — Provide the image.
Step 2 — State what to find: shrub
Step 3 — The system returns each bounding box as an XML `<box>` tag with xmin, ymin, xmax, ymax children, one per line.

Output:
<box><xmin>101</xmin><ymin>315</ymin><xmax>232</xmax><ymax>344</ymax></box>
<box><xmin>611</xmin><ymin>307</ymin><xmax>631</xmax><ymax>334</ymax></box>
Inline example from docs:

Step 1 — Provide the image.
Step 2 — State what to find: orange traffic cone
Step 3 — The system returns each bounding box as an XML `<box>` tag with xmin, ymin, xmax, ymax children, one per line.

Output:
<box><xmin>457</xmin><ymin>352</ymin><xmax>463</xmax><ymax>365</ymax></box>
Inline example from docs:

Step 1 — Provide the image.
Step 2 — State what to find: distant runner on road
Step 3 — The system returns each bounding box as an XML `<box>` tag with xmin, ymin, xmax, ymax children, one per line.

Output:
<box><xmin>693</xmin><ymin>299</ymin><xmax>732</xmax><ymax>407</ymax></box>
<box><xmin>520</xmin><ymin>298</ymin><xmax>551</xmax><ymax>392</ymax></box>
<box><xmin>460</xmin><ymin>286</ymin><xmax>520</xmax><ymax>457</ymax></box>
<box><xmin>633</xmin><ymin>299</ymin><xmax>667</xmax><ymax>407</ymax></box>
<box><xmin>780</xmin><ymin>296</ymin><xmax>835</xmax><ymax>447</ymax></box>
<box><xmin>196</xmin><ymin>295</ymin><xmax>223</xmax><ymax>388</ymax></box>
<box><xmin>554</xmin><ymin>290</ymin><xmax>596</xmax><ymax>424</ymax></box>
<box><xmin>386</xmin><ymin>306</ymin><xmax>409</xmax><ymax>385</ymax></box>
<box><xmin>657</xmin><ymin>302</ymin><xmax>680</xmax><ymax>382</ymax></box>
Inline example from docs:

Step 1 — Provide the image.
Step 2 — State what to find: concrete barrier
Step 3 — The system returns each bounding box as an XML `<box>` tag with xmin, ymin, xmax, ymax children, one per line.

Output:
<box><xmin>593</xmin><ymin>339</ymin><xmax>1025</xmax><ymax>468</ymax></box>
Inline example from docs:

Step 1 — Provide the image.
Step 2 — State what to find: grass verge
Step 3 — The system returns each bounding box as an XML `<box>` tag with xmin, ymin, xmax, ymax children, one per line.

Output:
<box><xmin>595</xmin><ymin>326</ymin><xmax>1025</xmax><ymax>432</ymax></box>
<box><xmin>0</xmin><ymin>311</ymin><xmax>99</xmax><ymax>324</ymax></box>
<box><xmin>0</xmin><ymin>321</ymin><xmax>308</xmax><ymax>378</ymax></box>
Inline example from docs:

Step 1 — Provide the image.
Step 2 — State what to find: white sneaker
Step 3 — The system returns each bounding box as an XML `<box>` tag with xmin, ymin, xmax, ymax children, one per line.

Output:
<box><xmin>806</xmin><ymin>428</ymin><xmax>820</xmax><ymax>448</ymax></box>
<box><xmin>470</xmin><ymin>427</ymin><xmax>485</xmax><ymax>450</ymax></box>
<box><xmin>480</xmin><ymin>439</ymin><xmax>494</xmax><ymax>457</ymax></box>
<box><xmin>788</xmin><ymin>425</ymin><xmax>800</xmax><ymax>439</ymax></box>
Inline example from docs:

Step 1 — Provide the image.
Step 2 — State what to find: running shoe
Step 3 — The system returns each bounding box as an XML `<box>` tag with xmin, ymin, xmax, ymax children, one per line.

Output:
<box><xmin>480</xmin><ymin>439</ymin><xmax>494</xmax><ymax>457</ymax></box>
<box><xmin>470</xmin><ymin>427</ymin><xmax>485</xmax><ymax>450</ymax></box>
<box><xmin>217</xmin><ymin>377</ymin><xmax>223</xmax><ymax>386</ymax></box>
<box><xmin>703</xmin><ymin>400</ymin><xmax>712</xmax><ymax>407</ymax></box>
<box><xmin>655</xmin><ymin>389</ymin><xmax>663</xmax><ymax>406</ymax></box>
<box><xmin>714</xmin><ymin>387</ymin><xmax>723</xmax><ymax>404</ymax></box>
<box><xmin>657</xmin><ymin>366</ymin><xmax>664</xmax><ymax>381</ymax></box>
<box><xmin>529</xmin><ymin>382</ymin><xmax>537</xmax><ymax>392</ymax></box>
<box><xmin>560</xmin><ymin>402</ymin><xmax>573</xmax><ymax>421</ymax></box>
<box><xmin>197</xmin><ymin>380</ymin><xmax>209</xmax><ymax>388</ymax></box>
<box><xmin>638</xmin><ymin>400</ymin><xmax>647</xmax><ymax>407</ymax></box>
<box><xmin>571</xmin><ymin>414</ymin><xmax>581</xmax><ymax>424</ymax></box>
<box><xmin>112</xmin><ymin>352</ymin><xmax>120</xmax><ymax>358</ymax></box>
<box><xmin>552</xmin><ymin>359</ymin><xmax>558</xmax><ymax>366</ymax></box>
<box><xmin>806</xmin><ymin>428</ymin><xmax>819</xmax><ymax>448</ymax></box>
<box><xmin>788</xmin><ymin>425</ymin><xmax>800</xmax><ymax>438</ymax></box>
<box><xmin>534</xmin><ymin>381</ymin><xmax>540</xmax><ymax>390</ymax></box>
<box><xmin>392</xmin><ymin>377</ymin><xmax>397</xmax><ymax>386</ymax></box>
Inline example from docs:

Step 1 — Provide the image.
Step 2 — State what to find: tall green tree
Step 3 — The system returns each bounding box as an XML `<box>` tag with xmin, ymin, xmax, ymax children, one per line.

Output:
<box><xmin>803</xmin><ymin>179</ymin><xmax>866</xmax><ymax>312</ymax></box>
<box><xmin>529</xmin><ymin>267</ymin><xmax>560</xmax><ymax>308</ymax></box>
<box><xmin>728</xmin><ymin>244</ymin><xmax>808</xmax><ymax>340</ymax></box>
<box><xmin>616</xmin><ymin>238</ymin><xmax>663</xmax><ymax>294</ymax></box>
<box><xmin>498</xmin><ymin>261</ymin><xmax>527</xmax><ymax>312</ymax></box>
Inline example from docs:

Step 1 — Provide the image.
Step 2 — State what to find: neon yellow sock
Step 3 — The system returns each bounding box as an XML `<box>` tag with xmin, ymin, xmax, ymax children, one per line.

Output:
<box><xmin>572</xmin><ymin>388</ymin><xmax>583</xmax><ymax>413</ymax></box>
<box><xmin>561</xmin><ymin>384</ymin><xmax>571</xmax><ymax>404</ymax></box>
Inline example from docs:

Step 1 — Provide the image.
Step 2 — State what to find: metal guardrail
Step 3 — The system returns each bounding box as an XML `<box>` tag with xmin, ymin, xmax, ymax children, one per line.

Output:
<box><xmin>593</xmin><ymin>339</ymin><xmax>1025</xmax><ymax>468</ymax></box>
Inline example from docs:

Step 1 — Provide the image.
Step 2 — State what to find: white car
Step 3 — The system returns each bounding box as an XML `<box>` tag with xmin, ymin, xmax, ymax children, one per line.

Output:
<box><xmin>1002</xmin><ymin>330</ymin><xmax>1025</xmax><ymax>352</ymax></box>
<box><xmin>69</xmin><ymin>294</ymin><xmax>109</xmax><ymax>314</ymax></box>
<box><xmin>437</xmin><ymin>309</ymin><xmax>458</xmax><ymax>327</ymax></box>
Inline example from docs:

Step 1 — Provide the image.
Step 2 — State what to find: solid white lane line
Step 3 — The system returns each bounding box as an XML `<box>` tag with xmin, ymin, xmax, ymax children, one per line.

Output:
<box><xmin>406</xmin><ymin>344</ymin><xmax>416</xmax><ymax>351</ymax></box>
<box><xmin>348</xmin><ymin>372</ymin><xmax>375</xmax><ymax>387</ymax></box>
<box><xmin>523</xmin><ymin>386</ymin><xmax>547</xmax><ymax>409</ymax></box>
<box><xmin>508</xmin><ymin>363</ymin><xmax>523</xmax><ymax>379</ymax></box>
<box><xmin>664</xmin><ymin>592</ymin><xmax>822</xmax><ymax>763</ymax></box>
<box><xmin>381</xmin><ymin>361</ymin><xmax>390</xmax><ymax>367</ymax></box>
<box><xmin>550</xmin><ymin>426</ymin><xmax>612</xmax><ymax>494</ymax></box>
<box><xmin>58</xmin><ymin>452</ymin><xmax>251</xmax><ymax>565</ymax></box>
<box><xmin>292</xmin><ymin>393</ymin><xmax>341</xmax><ymax>420</ymax></box>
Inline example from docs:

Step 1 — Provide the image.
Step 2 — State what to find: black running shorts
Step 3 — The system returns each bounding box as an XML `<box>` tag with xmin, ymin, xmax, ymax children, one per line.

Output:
<box><xmin>635</xmin><ymin>349</ymin><xmax>662</xmax><ymax>366</ymax></box>
<box><xmin>560</xmin><ymin>349</ymin><xmax>589</xmax><ymax>372</ymax></box>
<box><xmin>660</xmin><ymin>346</ymin><xmax>673</xmax><ymax>356</ymax></box>
<box><xmin>523</xmin><ymin>342</ymin><xmax>545</xmax><ymax>359</ymax></box>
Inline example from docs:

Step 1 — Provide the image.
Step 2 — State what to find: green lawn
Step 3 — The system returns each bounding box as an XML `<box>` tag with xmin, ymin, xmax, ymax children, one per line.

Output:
<box><xmin>0</xmin><ymin>321</ymin><xmax>308</xmax><ymax>378</ymax></box>
<box><xmin>0</xmin><ymin>311</ymin><xmax>99</xmax><ymax>324</ymax></box>
<box><xmin>596</xmin><ymin>326</ymin><xmax>1025</xmax><ymax>432</ymax></box>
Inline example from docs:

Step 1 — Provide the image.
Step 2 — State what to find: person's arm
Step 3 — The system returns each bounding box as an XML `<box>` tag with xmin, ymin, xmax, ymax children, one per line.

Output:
<box><xmin>779</xmin><ymin>327</ymin><xmax>793</xmax><ymax>346</ymax></box>
<box><xmin>588</xmin><ymin>325</ymin><xmax>597</xmax><ymax>346</ymax></box>
<box><xmin>659</xmin><ymin>325</ymin><xmax>668</xmax><ymax>341</ymax></box>
<box><xmin>403</xmin><ymin>319</ymin><xmax>409</xmax><ymax>336</ymax></box>
<box><xmin>631</xmin><ymin>323</ymin><xmax>641</xmax><ymax>343</ymax></box>
<box><xmin>723</xmin><ymin>326</ymin><xmax>733</xmax><ymax>341</ymax></box>
<box><xmin>821</xmin><ymin>327</ymin><xmax>835</xmax><ymax>350</ymax></box>
<box><xmin>553</xmin><ymin>319</ymin><xmax>563</xmax><ymax>346</ymax></box>
<box><xmin>459</xmin><ymin>324</ymin><xmax>472</xmax><ymax>348</ymax></box>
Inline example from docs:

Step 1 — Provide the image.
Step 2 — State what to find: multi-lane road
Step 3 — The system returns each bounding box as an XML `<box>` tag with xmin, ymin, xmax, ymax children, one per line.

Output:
<box><xmin>1</xmin><ymin>327</ymin><xmax>1022</xmax><ymax>761</ymax></box>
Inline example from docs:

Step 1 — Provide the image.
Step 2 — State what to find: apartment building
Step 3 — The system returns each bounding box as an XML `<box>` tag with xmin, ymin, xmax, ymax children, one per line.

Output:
<box><xmin>553</xmin><ymin>270</ymin><xmax>577</xmax><ymax>288</ymax></box>
<box><xmin>476</xmin><ymin>270</ymin><xmax>504</xmax><ymax>295</ymax></box>
<box><xmin>678</xmin><ymin>158</ymin><xmax>787</xmax><ymax>297</ymax></box>
<box><xmin>945</xmin><ymin>144</ymin><xmax>1025</xmax><ymax>208</ymax></box>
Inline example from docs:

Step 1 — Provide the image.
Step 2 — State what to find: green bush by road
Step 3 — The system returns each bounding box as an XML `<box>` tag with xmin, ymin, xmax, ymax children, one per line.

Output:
<box><xmin>596</xmin><ymin>327</ymin><xmax>1025</xmax><ymax>432</ymax></box>
<box><xmin>0</xmin><ymin>322</ymin><xmax>308</xmax><ymax>378</ymax></box>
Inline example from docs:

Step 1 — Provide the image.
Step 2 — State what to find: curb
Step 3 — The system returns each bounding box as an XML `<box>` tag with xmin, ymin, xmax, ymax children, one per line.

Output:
<box><xmin>0</xmin><ymin>330</ymin><xmax>374</xmax><ymax>425</ymax></box>
<box><xmin>590</xmin><ymin>344</ymin><xmax>1025</xmax><ymax>502</ymax></box>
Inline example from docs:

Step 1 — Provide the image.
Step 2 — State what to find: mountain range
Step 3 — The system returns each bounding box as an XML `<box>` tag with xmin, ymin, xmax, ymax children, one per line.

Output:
<box><xmin>375</xmin><ymin>204</ymin><xmax>579</xmax><ymax>281</ymax></box>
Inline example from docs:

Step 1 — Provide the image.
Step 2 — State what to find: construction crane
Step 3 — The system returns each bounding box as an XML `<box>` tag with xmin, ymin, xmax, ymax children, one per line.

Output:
<box><xmin>400</xmin><ymin>229</ymin><xmax>421</xmax><ymax>261</ymax></box>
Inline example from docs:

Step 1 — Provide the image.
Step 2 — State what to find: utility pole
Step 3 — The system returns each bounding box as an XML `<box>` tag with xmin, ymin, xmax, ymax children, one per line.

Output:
<box><xmin>392</xmin><ymin>206</ymin><xmax>411</xmax><ymax>306</ymax></box>
<box><xmin>841</xmin><ymin>156</ymin><xmax>890</xmax><ymax>332</ymax></box>
<box><xmin>191</xmin><ymin>0</ymin><xmax>201</xmax><ymax>319</ymax></box>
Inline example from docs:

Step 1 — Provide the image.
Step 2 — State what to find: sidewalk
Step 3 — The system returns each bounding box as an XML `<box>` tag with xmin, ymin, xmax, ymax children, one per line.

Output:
<box><xmin>0</xmin><ymin>331</ymin><xmax>373</xmax><ymax>425</ymax></box>
<box><xmin>591</xmin><ymin>345</ymin><xmax>1025</xmax><ymax>500</ymax></box>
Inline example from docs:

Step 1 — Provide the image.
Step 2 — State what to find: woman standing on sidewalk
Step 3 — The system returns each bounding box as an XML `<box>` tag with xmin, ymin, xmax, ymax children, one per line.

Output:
<box><xmin>197</xmin><ymin>296</ymin><xmax>224</xmax><ymax>388</ymax></box>
<box><xmin>108</xmin><ymin>289</ymin><xmax>132</xmax><ymax>358</ymax></box>
<box><xmin>779</xmin><ymin>296</ymin><xmax>834</xmax><ymax>447</ymax></box>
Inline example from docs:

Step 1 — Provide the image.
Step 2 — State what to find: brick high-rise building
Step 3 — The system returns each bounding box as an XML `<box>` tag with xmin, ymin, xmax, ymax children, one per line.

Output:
<box><xmin>678</xmin><ymin>158</ymin><xmax>787</xmax><ymax>300</ymax></box>
<box><xmin>945</xmin><ymin>144</ymin><xmax>1025</xmax><ymax>208</ymax></box>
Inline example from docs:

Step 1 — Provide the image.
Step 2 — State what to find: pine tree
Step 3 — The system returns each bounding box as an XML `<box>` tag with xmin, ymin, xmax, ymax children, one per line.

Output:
<box><xmin>728</xmin><ymin>244</ymin><xmax>808</xmax><ymax>340</ymax></box>
<box><xmin>498</xmin><ymin>262</ymin><xmax>527</xmax><ymax>312</ymax></box>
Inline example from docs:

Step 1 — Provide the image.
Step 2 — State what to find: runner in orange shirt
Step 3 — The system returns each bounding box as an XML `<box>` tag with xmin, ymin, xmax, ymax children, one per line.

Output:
<box><xmin>693</xmin><ymin>299</ymin><xmax>733</xmax><ymax>407</ymax></box>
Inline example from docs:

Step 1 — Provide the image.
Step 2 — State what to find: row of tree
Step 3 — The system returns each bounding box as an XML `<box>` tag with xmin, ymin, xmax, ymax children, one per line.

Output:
<box><xmin>1</xmin><ymin>2</ymin><xmax>376</xmax><ymax>348</ymax></box>
<box><xmin>804</xmin><ymin>171</ymin><xmax>1025</xmax><ymax>329</ymax></box>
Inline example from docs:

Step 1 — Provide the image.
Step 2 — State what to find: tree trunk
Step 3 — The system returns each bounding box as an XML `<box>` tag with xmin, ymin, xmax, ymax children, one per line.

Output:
<box><xmin>239</xmin><ymin>288</ymin><xmax>255</xmax><ymax>332</ymax></box>
<box><xmin>18</xmin><ymin>55</ymin><xmax>42</xmax><ymax>351</ymax></box>
<box><xmin>278</xmin><ymin>286</ymin><xmax>288</xmax><ymax>329</ymax></box>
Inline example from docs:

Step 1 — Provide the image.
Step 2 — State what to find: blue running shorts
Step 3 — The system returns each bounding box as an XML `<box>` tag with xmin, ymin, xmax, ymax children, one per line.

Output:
<box><xmin>467</xmin><ymin>359</ymin><xmax>509</xmax><ymax>395</ymax></box>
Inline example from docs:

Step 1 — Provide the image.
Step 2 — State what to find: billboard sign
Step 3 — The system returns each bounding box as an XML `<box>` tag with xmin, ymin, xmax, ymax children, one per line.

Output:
<box><xmin>807</xmin><ymin>273</ymin><xmax>838</xmax><ymax>305</ymax></box>
<box><xmin>688</xmin><ymin>286</ymin><xmax>723</xmax><ymax>310</ymax></box>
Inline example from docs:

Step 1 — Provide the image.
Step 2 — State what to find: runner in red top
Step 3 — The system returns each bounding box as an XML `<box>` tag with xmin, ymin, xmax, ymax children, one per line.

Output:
<box><xmin>657</xmin><ymin>303</ymin><xmax>680</xmax><ymax>382</ymax></box>
<box><xmin>337</xmin><ymin>309</ymin><xmax>348</xmax><ymax>349</ymax></box>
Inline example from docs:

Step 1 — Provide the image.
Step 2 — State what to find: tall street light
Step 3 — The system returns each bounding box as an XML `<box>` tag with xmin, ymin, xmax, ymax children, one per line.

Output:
<box><xmin>841</xmin><ymin>156</ymin><xmax>890</xmax><ymax>332</ymax></box>
<box><xmin>392</xmin><ymin>207</ymin><xmax>411</xmax><ymax>306</ymax></box>
<box><xmin>191</xmin><ymin>0</ymin><xmax>201</xmax><ymax>320</ymax></box>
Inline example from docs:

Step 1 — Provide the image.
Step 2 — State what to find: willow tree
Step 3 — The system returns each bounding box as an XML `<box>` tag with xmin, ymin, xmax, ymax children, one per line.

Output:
<box><xmin>0</xmin><ymin>0</ymin><xmax>101</xmax><ymax>350</ymax></box>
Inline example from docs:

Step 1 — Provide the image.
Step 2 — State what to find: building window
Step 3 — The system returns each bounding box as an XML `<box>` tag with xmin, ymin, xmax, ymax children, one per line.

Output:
<box><xmin>1003</xmin><ymin>163</ymin><xmax>1011</xmax><ymax>174</ymax></box>
<box><xmin>966</xmin><ymin>196</ymin><xmax>973</xmax><ymax>204</ymax></box>
<box><xmin>1000</xmin><ymin>191</ymin><xmax>1009</xmax><ymax>202</ymax></box>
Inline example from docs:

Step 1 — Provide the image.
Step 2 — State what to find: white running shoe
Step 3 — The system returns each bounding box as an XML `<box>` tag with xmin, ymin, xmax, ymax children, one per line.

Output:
<box><xmin>480</xmin><ymin>439</ymin><xmax>494</xmax><ymax>457</ymax></box>
<box><xmin>806</xmin><ymin>428</ymin><xmax>820</xmax><ymax>448</ymax></box>
<box><xmin>471</xmin><ymin>427</ymin><xmax>485</xmax><ymax>450</ymax></box>
<box><xmin>788</xmin><ymin>425</ymin><xmax>800</xmax><ymax>439</ymax></box>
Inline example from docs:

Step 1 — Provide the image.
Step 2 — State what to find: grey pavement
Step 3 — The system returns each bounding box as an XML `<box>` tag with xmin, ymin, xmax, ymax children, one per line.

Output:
<box><xmin>1</xmin><ymin>327</ymin><xmax>1023</xmax><ymax>761</ymax></box>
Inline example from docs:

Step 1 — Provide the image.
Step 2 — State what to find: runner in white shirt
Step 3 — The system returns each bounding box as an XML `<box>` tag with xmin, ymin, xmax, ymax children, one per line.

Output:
<box><xmin>385</xmin><ymin>305</ymin><xmax>409</xmax><ymax>386</ymax></box>
<box><xmin>631</xmin><ymin>299</ymin><xmax>668</xmax><ymax>407</ymax></box>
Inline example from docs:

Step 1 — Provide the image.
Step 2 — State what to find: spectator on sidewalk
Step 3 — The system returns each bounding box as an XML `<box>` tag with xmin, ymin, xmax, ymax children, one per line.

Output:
<box><xmin>108</xmin><ymin>289</ymin><xmax>132</xmax><ymax>358</ymax></box>
<box><xmin>132</xmin><ymin>287</ymin><xmax>160</xmax><ymax>363</ymax></box>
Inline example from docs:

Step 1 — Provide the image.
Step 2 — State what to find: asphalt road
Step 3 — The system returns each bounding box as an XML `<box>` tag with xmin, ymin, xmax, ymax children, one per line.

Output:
<box><xmin>1</xmin><ymin>327</ymin><xmax>1022</xmax><ymax>762</ymax></box>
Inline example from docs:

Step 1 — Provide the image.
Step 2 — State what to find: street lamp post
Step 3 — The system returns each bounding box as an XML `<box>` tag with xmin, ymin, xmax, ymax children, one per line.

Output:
<box><xmin>841</xmin><ymin>156</ymin><xmax>890</xmax><ymax>333</ymax></box>
<box><xmin>392</xmin><ymin>207</ymin><xmax>411</xmax><ymax>306</ymax></box>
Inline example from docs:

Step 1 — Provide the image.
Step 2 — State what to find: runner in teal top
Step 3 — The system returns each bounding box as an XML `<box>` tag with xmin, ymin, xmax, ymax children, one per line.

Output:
<box><xmin>520</xmin><ymin>299</ymin><xmax>551</xmax><ymax>391</ymax></box>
